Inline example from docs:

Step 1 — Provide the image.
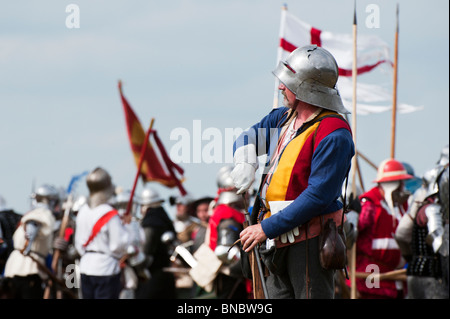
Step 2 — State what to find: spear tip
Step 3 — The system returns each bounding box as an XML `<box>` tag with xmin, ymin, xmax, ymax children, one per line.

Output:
<box><xmin>396</xmin><ymin>3</ymin><xmax>399</xmax><ymax>31</ymax></box>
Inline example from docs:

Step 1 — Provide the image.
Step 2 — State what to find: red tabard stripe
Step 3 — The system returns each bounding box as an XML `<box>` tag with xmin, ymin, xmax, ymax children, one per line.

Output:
<box><xmin>82</xmin><ymin>210</ymin><xmax>118</xmax><ymax>248</ymax></box>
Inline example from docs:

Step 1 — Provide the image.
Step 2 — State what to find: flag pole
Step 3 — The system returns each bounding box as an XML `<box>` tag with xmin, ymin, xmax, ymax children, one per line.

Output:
<box><xmin>350</xmin><ymin>0</ymin><xmax>358</xmax><ymax>300</ymax></box>
<box><xmin>124</xmin><ymin>117</ymin><xmax>155</xmax><ymax>218</ymax></box>
<box><xmin>272</xmin><ymin>4</ymin><xmax>288</xmax><ymax>108</ymax></box>
<box><xmin>390</xmin><ymin>4</ymin><xmax>399</xmax><ymax>158</ymax></box>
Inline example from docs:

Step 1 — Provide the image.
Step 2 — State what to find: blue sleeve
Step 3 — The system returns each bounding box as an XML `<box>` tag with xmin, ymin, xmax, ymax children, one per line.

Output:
<box><xmin>261</xmin><ymin>128</ymin><xmax>355</xmax><ymax>239</ymax></box>
<box><xmin>233</xmin><ymin>107</ymin><xmax>289</xmax><ymax>157</ymax></box>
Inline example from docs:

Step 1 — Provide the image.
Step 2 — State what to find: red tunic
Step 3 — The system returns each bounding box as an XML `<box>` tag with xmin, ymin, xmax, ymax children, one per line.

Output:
<box><xmin>208</xmin><ymin>204</ymin><xmax>245</xmax><ymax>251</ymax></box>
<box><xmin>356</xmin><ymin>186</ymin><xmax>406</xmax><ymax>298</ymax></box>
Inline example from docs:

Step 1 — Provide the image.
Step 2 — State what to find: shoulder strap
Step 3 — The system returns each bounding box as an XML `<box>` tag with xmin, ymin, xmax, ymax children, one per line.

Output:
<box><xmin>82</xmin><ymin>210</ymin><xmax>118</xmax><ymax>248</ymax></box>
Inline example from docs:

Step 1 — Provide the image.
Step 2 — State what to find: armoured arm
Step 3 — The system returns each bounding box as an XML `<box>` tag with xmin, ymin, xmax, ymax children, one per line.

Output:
<box><xmin>215</xmin><ymin>219</ymin><xmax>243</xmax><ymax>277</ymax></box>
<box><xmin>425</xmin><ymin>203</ymin><xmax>445</xmax><ymax>254</ymax></box>
<box><xmin>395</xmin><ymin>187</ymin><xmax>428</xmax><ymax>260</ymax></box>
<box><xmin>215</xmin><ymin>219</ymin><xmax>242</xmax><ymax>263</ymax></box>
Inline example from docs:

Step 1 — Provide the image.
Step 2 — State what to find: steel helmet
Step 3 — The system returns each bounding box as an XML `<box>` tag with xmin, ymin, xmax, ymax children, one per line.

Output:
<box><xmin>272</xmin><ymin>44</ymin><xmax>349</xmax><ymax>114</ymax></box>
<box><xmin>86</xmin><ymin>167</ymin><xmax>115</xmax><ymax>195</ymax></box>
<box><xmin>86</xmin><ymin>167</ymin><xmax>116</xmax><ymax>207</ymax></box>
<box><xmin>30</xmin><ymin>184</ymin><xmax>61</xmax><ymax>211</ymax></box>
<box><xmin>374</xmin><ymin>159</ymin><xmax>413</xmax><ymax>183</ymax></box>
<box><xmin>216</xmin><ymin>165</ymin><xmax>235</xmax><ymax>189</ymax></box>
<box><xmin>115</xmin><ymin>189</ymin><xmax>134</xmax><ymax>206</ymax></box>
<box><xmin>138</xmin><ymin>187</ymin><xmax>164</xmax><ymax>206</ymax></box>
<box><xmin>31</xmin><ymin>184</ymin><xmax>59</xmax><ymax>200</ymax></box>
<box><xmin>216</xmin><ymin>190</ymin><xmax>243</xmax><ymax>206</ymax></box>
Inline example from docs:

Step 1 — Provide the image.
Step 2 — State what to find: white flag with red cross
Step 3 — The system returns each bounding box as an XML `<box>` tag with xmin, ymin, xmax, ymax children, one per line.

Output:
<box><xmin>274</xmin><ymin>9</ymin><xmax>423</xmax><ymax>115</ymax></box>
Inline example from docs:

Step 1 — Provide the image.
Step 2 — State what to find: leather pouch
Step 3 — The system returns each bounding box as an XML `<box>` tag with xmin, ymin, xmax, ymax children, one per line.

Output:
<box><xmin>319</xmin><ymin>218</ymin><xmax>347</xmax><ymax>270</ymax></box>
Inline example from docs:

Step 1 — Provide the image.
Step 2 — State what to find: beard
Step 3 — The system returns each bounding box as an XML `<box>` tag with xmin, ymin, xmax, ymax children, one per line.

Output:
<box><xmin>282</xmin><ymin>92</ymin><xmax>298</xmax><ymax>110</ymax></box>
<box><xmin>281</xmin><ymin>92</ymin><xmax>291</xmax><ymax>108</ymax></box>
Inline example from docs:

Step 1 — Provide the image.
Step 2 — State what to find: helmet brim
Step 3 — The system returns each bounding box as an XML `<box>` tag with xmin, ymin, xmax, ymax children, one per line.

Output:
<box><xmin>374</xmin><ymin>173</ymin><xmax>413</xmax><ymax>184</ymax></box>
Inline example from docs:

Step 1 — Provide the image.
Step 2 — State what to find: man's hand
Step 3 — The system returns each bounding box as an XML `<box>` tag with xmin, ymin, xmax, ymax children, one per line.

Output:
<box><xmin>121</xmin><ymin>213</ymin><xmax>132</xmax><ymax>225</ymax></box>
<box><xmin>240</xmin><ymin>224</ymin><xmax>267</xmax><ymax>253</ymax></box>
<box><xmin>53</xmin><ymin>237</ymin><xmax>69</xmax><ymax>252</ymax></box>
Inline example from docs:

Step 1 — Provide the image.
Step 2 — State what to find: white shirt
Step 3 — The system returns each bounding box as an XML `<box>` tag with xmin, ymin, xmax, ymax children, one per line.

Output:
<box><xmin>4</xmin><ymin>206</ymin><xmax>55</xmax><ymax>279</ymax></box>
<box><xmin>75</xmin><ymin>203</ymin><xmax>132</xmax><ymax>276</ymax></box>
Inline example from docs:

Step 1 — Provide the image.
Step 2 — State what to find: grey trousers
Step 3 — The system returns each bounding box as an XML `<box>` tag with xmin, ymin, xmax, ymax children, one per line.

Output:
<box><xmin>265</xmin><ymin>236</ymin><xmax>335</xmax><ymax>299</ymax></box>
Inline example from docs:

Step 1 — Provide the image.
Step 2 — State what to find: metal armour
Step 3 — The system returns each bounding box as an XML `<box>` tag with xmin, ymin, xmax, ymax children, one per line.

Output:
<box><xmin>215</xmin><ymin>219</ymin><xmax>242</xmax><ymax>265</ymax></box>
<box><xmin>115</xmin><ymin>190</ymin><xmax>138</xmax><ymax>217</ymax></box>
<box><xmin>272</xmin><ymin>45</ymin><xmax>349</xmax><ymax>114</ymax></box>
<box><xmin>425</xmin><ymin>204</ymin><xmax>445</xmax><ymax>254</ymax></box>
<box><xmin>438</xmin><ymin>165</ymin><xmax>449</xmax><ymax>221</ymax></box>
<box><xmin>216</xmin><ymin>165</ymin><xmax>235</xmax><ymax>189</ymax></box>
<box><xmin>86</xmin><ymin>167</ymin><xmax>115</xmax><ymax>208</ymax></box>
<box><xmin>408</xmin><ymin>217</ymin><xmax>442</xmax><ymax>278</ymax></box>
<box><xmin>216</xmin><ymin>191</ymin><xmax>243</xmax><ymax>207</ymax></box>
<box><xmin>30</xmin><ymin>184</ymin><xmax>60</xmax><ymax>211</ymax></box>
<box><xmin>138</xmin><ymin>187</ymin><xmax>164</xmax><ymax>207</ymax></box>
<box><xmin>31</xmin><ymin>184</ymin><xmax>59</xmax><ymax>201</ymax></box>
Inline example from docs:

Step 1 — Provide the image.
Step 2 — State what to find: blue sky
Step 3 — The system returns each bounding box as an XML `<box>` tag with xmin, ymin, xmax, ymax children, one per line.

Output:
<box><xmin>1</xmin><ymin>0</ymin><xmax>448</xmax><ymax>216</ymax></box>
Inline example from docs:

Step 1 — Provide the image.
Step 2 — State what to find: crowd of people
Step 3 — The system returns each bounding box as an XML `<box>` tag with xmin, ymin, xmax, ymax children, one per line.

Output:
<box><xmin>0</xmin><ymin>45</ymin><xmax>448</xmax><ymax>300</ymax></box>
<box><xmin>0</xmin><ymin>148</ymin><xmax>447</xmax><ymax>300</ymax></box>
<box><xmin>0</xmin><ymin>164</ymin><xmax>254</xmax><ymax>300</ymax></box>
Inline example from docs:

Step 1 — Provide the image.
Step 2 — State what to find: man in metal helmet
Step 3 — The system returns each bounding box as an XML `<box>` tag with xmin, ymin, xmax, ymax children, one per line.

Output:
<box><xmin>74</xmin><ymin>167</ymin><xmax>132</xmax><ymax>299</ymax></box>
<box><xmin>232</xmin><ymin>45</ymin><xmax>354</xmax><ymax>299</ymax></box>
<box><xmin>201</xmin><ymin>165</ymin><xmax>247</xmax><ymax>299</ymax></box>
<box><xmin>112</xmin><ymin>189</ymin><xmax>150</xmax><ymax>299</ymax></box>
<box><xmin>356</xmin><ymin>159</ymin><xmax>412</xmax><ymax>299</ymax></box>
<box><xmin>30</xmin><ymin>184</ymin><xmax>62</xmax><ymax>214</ymax></box>
<box><xmin>134</xmin><ymin>187</ymin><xmax>176</xmax><ymax>299</ymax></box>
<box><xmin>395</xmin><ymin>148</ymin><xmax>449</xmax><ymax>299</ymax></box>
<box><xmin>3</xmin><ymin>184</ymin><xmax>58</xmax><ymax>298</ymax></box>
<box><xmin>170</xmin><ymin>194</ymin><xmax>200</xmax><ymax>244</ymax></box>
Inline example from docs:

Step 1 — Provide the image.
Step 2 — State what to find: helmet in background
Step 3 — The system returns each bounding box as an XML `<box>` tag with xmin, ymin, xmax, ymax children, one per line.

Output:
<box><xmin>374</xmin><ymin>159</ymin><xmax>413</xmax><ymax>183</ymax></box>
